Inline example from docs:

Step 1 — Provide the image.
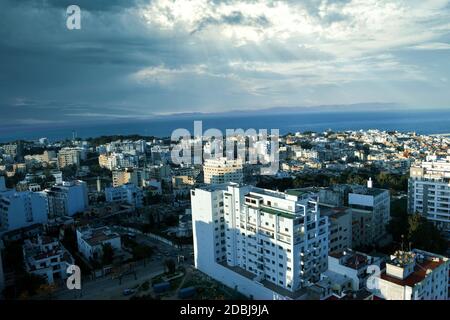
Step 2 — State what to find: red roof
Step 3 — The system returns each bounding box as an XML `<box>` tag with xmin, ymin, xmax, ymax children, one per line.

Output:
<box><xmin>381</xmin><ymin>259</ymin><xmax>445</xmax><ymax>287</ymax></box>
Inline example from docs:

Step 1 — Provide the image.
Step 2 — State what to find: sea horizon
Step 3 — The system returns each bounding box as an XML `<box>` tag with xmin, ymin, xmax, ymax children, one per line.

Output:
<box><xmin>1</xmin><ymin>108</ymin><xmax>450</xmax><ymax>143</ymax></box>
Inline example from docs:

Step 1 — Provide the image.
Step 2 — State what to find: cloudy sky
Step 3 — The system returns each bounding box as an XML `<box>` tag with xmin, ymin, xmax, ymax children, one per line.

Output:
<box><xmin>1</xmin><ymin>0</ymin><xmax>450</xmax><ymax>126</ymax></box>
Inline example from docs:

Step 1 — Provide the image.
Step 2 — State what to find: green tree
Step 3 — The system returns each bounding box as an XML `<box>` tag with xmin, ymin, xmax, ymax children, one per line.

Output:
<box><xmin>407</xmin><ymin>213</ymin><xmax>448</xmax><ymax>254</ymax></box>
<box><xmin>386</xmin><ymin>198</ymin><xmax>409</xmax><ymax>243</ymax></box>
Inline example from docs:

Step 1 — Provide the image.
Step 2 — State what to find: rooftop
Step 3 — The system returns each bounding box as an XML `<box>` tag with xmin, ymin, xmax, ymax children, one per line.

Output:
<box><xmin>329</xmin><ymin>250</ymin><xmax>374</xmax><ymax>270</ymax></box>
<box><xmin>381</xmin><ymin>257</ymin><xmax>447</xmax><ymax>287</ymax></box>
<box><xmin>78</xmin><ymin>226</ymin><xmax>120</xmax><ymax>247</ymax></box>
<box><xmin>319</xmin><ymin>206</ymin><xmax>350</xmax><ymax>219</ymax></box>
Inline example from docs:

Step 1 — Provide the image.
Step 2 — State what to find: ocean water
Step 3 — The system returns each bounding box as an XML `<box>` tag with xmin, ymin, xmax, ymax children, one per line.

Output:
<box><xmin>1</xmin><ymin>109</ymin><xmax>449</xmax><ymax>142</ymax></box>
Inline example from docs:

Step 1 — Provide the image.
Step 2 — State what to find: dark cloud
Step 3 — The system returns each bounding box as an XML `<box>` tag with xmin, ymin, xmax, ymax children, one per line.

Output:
<box><xmin>0</xmin><ymin>0</ymin><xmax>448</xmax><ymax>132</ymax></box>
<box><xmin>192</xmin><ymin>11</ymin><xmax>271</xmax><ymax>34</ymax></box>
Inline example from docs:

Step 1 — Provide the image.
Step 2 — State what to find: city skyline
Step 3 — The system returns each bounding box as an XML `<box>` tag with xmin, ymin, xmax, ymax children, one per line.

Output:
<box><xmin>1</xmin><ymin>0</ymin><xmax>450</xmax><ymax>128</ymax></box>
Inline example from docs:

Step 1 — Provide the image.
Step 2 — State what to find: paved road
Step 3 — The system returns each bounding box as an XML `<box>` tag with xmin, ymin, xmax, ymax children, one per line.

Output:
<box><xmin>50</xmin><ymin>229</ymin><xmax>194</xmax><ymax>300</ymax></box>
<box><xmin>53</xmin><ymin>260</ymin><xmax>165</xmax><ymax>300</ymax></box>
<box><xmin>135</xmin><ymin>234</ymin><xmax>194</xmax><ymax>263</ymax></box>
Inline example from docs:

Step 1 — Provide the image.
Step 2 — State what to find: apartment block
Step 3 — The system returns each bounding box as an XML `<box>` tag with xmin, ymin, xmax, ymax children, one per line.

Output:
<box><xmin>105</xmin><ymin>183</ymin><xmax>143</xmax><ymax>208</ymax></box>
<box><xmin>373</xmin><ymin>249</ymin><xmax>449</xmax><ymax>300</ymax></box>
<box><xmin>203</xmin><ymin>157</ymin><xmax>244</xmax><ymax>184</ymax></box>
<box><xmin>99</xmin><ymin>153</ymin><xmax>138</xmax><ymax>170</ymax></box>
<box><xmin>45</xmin><ymin>180</ymin><xmax>88</xmax><ymax>218</ymax></box>
<box><xmin>0</xmin><ymin>190</ymin><xmax>48</xmax><ymax>232</ymax></box>
<box><xmin>319</xmin><ymin>181</ymin><xmax>390</xmax><ymax>247</ymax></box>
<box><xmin>319</xmin><ymin>206</ymin><xmax>352</xmax><ymax>254</ymax></box>
<box><xmin>191</xmin><ymin>183</ymin><xmax>329</xmax><ymax>299</ymax></box>
<box><xmin>57</xmin><ymin>148</ymin><xmax>81</xmax><ymax>168</ymax></box>
<box><xmin>112</xmin><ymin>168</ymin><xmax>143</xmax><ymax>187</ymax></box>
<box><xmin>22</xmin><ymin>235</ymin><xmax>74</xmax><ymax>284</ymax></box>
<box><xmin>24</xmin><ymin>150</ymin><xmax>56</xmax><ymax>164</ymax></box>
<box><xmin>408</xmin><ymin>156</ymin><xmax>450</xmax><ymax>238</ymax></box>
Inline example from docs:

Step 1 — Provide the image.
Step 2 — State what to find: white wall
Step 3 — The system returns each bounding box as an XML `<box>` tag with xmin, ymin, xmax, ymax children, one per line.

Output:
<box><xmin>348</xmin><ymin>193</ymin><xmax>373</xmax><ymax>207</ymax></box>
<box><xmin>67</xmin><ymin>183</ymin><xmax>88</xmax><ymax>216</ymax></box>
<box><xmin>4</xmin><ymin>192</ymin><xmax>48</xmax><ymax>231</ymax></box>
<box><xmin>327</xmin><ymin>256</ymin><xmax>360</xmax><ymax>291</ymax></box>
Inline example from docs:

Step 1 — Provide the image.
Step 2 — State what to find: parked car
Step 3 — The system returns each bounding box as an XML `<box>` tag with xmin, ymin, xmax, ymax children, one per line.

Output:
<box><xmin>123</xmin><ymin>289</ymin><xmax>136</xmax><ymax>296</ymax></box>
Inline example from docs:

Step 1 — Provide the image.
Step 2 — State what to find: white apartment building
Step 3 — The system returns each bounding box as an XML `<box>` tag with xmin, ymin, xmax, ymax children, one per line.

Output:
<box><xmin>203</xmin><ymin>157</ymin><xmax>244</xmax><ymax>184</ymax></box>
<box><xmin>191</xmin><ymin>183</ymin><xmax>329</xmax><ymax>299</ymax></box>
<box><xmin>57</xmin><ymin>148</ymin><xmax>82</xmax><ymax>168</ymax></box>
<box><xmin>408</xmin><ymin>155</ymin><xmax>450</xmax><ymax>238</ymax></box>
<box><xmin>22</xmin><ymin>235</ymin><xmax>74</xmax><ymax>284</ymax></box>
<box><xmin>24</xmin><ymin>150</ymin><xmax>56</xmax><ymax>164</ymax></box>
<box><xmin>0</xmin><ymin>190</ymin><xmax>48</xmax><ymax>232</ymax></box>
<box><xmin>104</xmin><ymin>140</ymin><xmax>146</xmax><ymax>155</ymax></box>
<box><xmin>45</xmin><ymin>180</ymin><xmax>88</xmax><ymax>218</ymax></box>
<box><xmin>373</xmin><ymin>249</ymin><xmax>449</xmax><ymax>300</ymax></box>
<box><xmin>76</xmin><ymin>226</ymin><xmax>122</xmax><ymax>261</ymax></box>
<box><xmin>3</xmin><ymin>144</ymin><xmax>18</xmax><ymax>158</ymax></box>
<box><xmin>99</xmin><ymin>153</ymin><xmax>117</xmax><ymax>170</ymax></box>
<box><xmin>105</xmin><ymin>183</ymin><xmax>144</xmax><ymax>208</ymax></box>
<box><xmin>99</xmin><ymin>153</ymin><xmax>139</xmax><ymax>170</ymax></box>
<box><xmin>328</xmin><ymin>249</ymin><xmax>383</xmax><ymax>291</ymax></box>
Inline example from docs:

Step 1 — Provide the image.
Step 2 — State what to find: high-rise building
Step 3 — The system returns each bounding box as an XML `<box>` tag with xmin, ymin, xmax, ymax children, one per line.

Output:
<box><xmin>105</xmin><ymin>183</ymin><xmax>144</xmax><ymax>208</ymax></box>
<box><xmin>319</xmin><ymin>206</ymin><xmax>352</xmax><ymax>254</ymax></box>
<box><xmin>0</xmin><ymin>191</ymin><xmax>48</xmax><ymax>232</ymax></box>
<box><xmin>408</xmin><ymin>156</ymin><xmax>450</xmax><ymax>238</ymax></box>
<box><xmin>373</xmin><ymin>249</ymin><xmax>449</xmax><ymax>300</ymax></box>
<box><xmin>45</xmin><ymin>180</ymin><xmax>88</xmax><ymax>218</ymax></box>
<box><xmin>203</xmin><ymin>157</ymin><xmax>244</xmax><ymax>184</ymax></box>
<box><xmin>112</xmin><ymin>168</ymin><xmax>141</xmax><ymax>187</ymax></box>
<box><xmin>57</xmin><ymin>148</ymin><xmax>81</xmax><ymax>168</ymax></box>
<box><xmin>319</xmin><ymin>182</ymin><xmax>390</xmax><ymax>248</ymax></box>
<box><xmin>191</xmin><ymin>183</ymin><xmax>329</xmax><ymax>299</ymax></box>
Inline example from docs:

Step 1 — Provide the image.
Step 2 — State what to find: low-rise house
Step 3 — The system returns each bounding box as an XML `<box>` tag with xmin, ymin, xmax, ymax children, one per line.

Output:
<box><xmin>105</xmin><ymin>183</ymin><xmax>143</xmax><ymax>208</ymax></box>
<box><xmin>76</xmin><ymin>226</ymin><xmax>121</xmax><ymax>261</ymax></box>
<box><xmin>22</xmin><ymin>235</ymin><xmax>74</xmax><ymax>284</ymax></box>
<box><xmin>328</xmin><ymin>249</ymin><xmax>383</xmax><ymax>291</ymax></box>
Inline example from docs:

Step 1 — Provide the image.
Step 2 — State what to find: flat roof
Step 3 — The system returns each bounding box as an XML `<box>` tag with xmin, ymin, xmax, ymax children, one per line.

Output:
<box><xmin>381</xmin><ymin>258</ymin><xmax>446</xmax><ymax>287</ymax></box>
<box><xmin>319</xmin><ymin>206</ymin><xmax>350</xmax><ymax>219</ymax></box>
